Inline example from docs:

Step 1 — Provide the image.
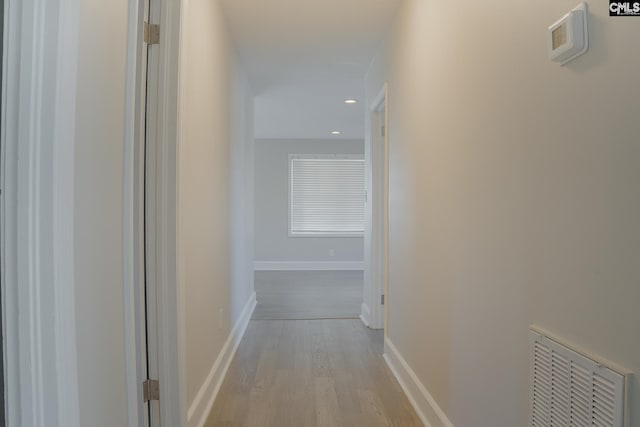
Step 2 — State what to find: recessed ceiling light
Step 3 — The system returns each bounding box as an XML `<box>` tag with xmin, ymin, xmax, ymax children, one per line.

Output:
<box><xmin>331</xmin><ymin>131</ymin><xmax>341</xmax><ymax>135</ymax></box>
<box><xmin>344</xmin><ymin>99</ymin><xmax>358</xmax><ymax>104</ymax></box>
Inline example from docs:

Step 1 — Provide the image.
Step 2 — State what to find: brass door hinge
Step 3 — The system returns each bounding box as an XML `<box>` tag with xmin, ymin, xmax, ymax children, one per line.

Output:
<box><xmin>143</xmin><ymin>379</ymin><xmax>160</xmax><ymax>402</ymax></box>
<box><xmin>144</xmin><ymin>22</ymin><xmax>160</xmax><ymax>45</ymax></box>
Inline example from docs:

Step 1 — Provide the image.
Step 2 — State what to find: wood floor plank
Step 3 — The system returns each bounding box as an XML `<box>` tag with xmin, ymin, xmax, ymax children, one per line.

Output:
<box><xmin>310</xmin><ymin>321</ymin><xmax>333</xmax><ymax>378</ymax></box>
<box><xmin>358</xmin><ymin>388</ymin><xmax>392</xmax><ymax>427</ymax></box>
<box><xmin>314</xmin><ymin>377</ymin><xmax>342</xmax><ymax>427</ymax></box>
<box><xmin>204</xmin><ymin>319</ymin><xmax>423</xmax><ymax>427</ymax></box>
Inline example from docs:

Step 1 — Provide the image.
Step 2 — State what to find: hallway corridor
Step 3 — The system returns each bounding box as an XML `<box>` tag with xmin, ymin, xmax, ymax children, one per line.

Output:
<box><xmin>204</xmin><ymin>319</ymin><xmax>422</xmax><ymax>426</ymax></box>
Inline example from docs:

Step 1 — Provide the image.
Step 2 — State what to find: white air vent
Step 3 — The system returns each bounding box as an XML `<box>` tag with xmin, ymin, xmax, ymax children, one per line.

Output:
<box><xmin>530</xmin><ymin>327</ymin><xmax>630</xmax><ymax>427</ymax></box>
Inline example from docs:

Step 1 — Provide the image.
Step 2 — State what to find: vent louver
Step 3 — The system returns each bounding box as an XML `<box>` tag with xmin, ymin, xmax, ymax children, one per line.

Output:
<box><xmin>530</xmin><ymin>327</ymin><xmax>629</xmax><ymax>427</ymax></box>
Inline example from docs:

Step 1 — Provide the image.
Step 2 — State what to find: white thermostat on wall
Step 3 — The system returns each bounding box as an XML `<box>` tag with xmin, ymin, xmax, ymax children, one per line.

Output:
<box><xmin>548</xmin><ymin>2</ymin><xmax>589</xmax><ymax>65</ymax></box>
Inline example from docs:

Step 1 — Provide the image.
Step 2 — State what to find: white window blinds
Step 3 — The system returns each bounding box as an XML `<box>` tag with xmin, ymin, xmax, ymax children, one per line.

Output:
<box><xmin>290</xmin><ymin>156</ymin><xmax>365</xmax><ymax>236</ymax></box>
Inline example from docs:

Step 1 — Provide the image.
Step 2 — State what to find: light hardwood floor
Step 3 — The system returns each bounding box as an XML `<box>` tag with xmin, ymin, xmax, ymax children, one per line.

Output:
<box><xmin>205</xmin><ymin>319</ymin><xmax>423</xmax><ymax>427</ymax></box>
<box><xmin>252</xmin><ymin>271</ymin><xmax>364</xmax><ymax>320</ymax></box>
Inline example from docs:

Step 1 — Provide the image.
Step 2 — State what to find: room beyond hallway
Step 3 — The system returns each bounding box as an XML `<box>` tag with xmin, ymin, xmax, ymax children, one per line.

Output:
<box><xmin>252</xmin><ymin>271</ymin><xmax>363</xmax><ymax>320</ymax></box>
<box><xmin>204</xmin><ymin>319</ymin><xmax>422</xmax><ymax>427</ymax></box>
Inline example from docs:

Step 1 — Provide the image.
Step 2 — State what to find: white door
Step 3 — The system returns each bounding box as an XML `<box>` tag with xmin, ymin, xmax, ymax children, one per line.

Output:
<box><xmin>141</xmin><ymin>0</ymin><xmax>161</xmax><ymax>424</ymax></box>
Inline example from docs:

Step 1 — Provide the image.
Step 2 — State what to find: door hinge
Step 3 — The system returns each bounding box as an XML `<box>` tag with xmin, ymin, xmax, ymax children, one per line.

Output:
<box><xmin>143</xmin><ymin>379</ymin><xmax>160</xmax><ymax>402</ymax></box>
<box><xmin>144</xmin><ymin>22</ymin><xmax>160</xmax><ymax>45</ymax></box>
<box><xmin>381</xmin><ymin>294</ymin><xmax>385</xmax><ymax>305</ymax></box>
<box><xmin>381</xmin><ymin>125</ymin><xmax>386</xmax><ymax>137</ymax></box>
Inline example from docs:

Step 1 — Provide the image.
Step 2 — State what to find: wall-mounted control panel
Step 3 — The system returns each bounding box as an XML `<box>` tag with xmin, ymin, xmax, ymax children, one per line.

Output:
<box><xmin>548</xmin><ymin>3</ymin><xmax>589</xmax><ymax>65</ymax></box>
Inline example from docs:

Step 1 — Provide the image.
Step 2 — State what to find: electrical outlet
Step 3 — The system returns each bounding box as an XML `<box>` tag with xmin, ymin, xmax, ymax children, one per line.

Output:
<box><xmin>219</xmin><ymin>308</ymin><xmax>223</xmax><ymax>330</ymax></box>
<box><xmin>329</xmin><ymin>249</ymin><xmax>335</xmax><ymax>257</ymax></box>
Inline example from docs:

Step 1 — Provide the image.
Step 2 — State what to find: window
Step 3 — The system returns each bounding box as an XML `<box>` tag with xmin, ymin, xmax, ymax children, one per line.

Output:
<box><xmin>289</xmin><ymin>155</ymin><xmax>365</xmax><ymax>236</ymax></box>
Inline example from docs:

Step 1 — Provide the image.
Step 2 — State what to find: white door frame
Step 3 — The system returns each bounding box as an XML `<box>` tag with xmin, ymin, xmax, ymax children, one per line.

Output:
<box><xmin>364</xmin><ymin>83</ymin><xmax>389</xmax><ymax>332</ymax></box>
<box><xmin>153</xmin><ymin>0</ymin><xmax>185</xmax><ymax>422</ymax></box>
<box><xmin>147</xmin><ymin>0</ymin><xmax>182</xmax><ymax>426</ymax></box>
<box><xmin>123</xmin><ymin>0</ymin><xmax>185</xmax><ymax>425</ymax></box>
<box><xmin>1</xmin><ymin>0</ymin><xmax>81</xmax><ymax>425</ymax></box>
<box><xmin>123</xmin><ymin>0</ymin><xmax>153</xmax><ymax>425</ymax></box>
<box><xmin>1</xmin><ymin>0</ymin><xmax>186</xmax><ymax>425</ymax></box>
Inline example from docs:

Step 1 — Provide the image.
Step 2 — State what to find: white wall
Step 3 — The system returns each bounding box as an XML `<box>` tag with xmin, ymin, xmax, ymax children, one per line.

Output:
<box><xmin>74</xmin><ymin>1</ymin><xmax>129</xmax><ymax>425</ymax></box>
<box><xmin>254</xmin><ymin>139</ymin><xmax>364</xmax><ymax>265</ymax></box>
<box><xmin>179</xmin><ymin>0</ymin><xmax>254</xmax><ymax>417</ymax></box>
<box><xmin>368</xmin><ymin>0</ymin><xmax>640</xmax><ymax>426</ymax></box>
<box><xmin>229</xmin><ymin>60</ymin><xmax>256</xmax><ymax>325</ymax></box>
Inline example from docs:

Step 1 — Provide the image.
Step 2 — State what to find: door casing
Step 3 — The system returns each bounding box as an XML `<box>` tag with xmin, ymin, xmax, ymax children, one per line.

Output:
<box><xmin>123</xmin><ymin>0</ymin><xmax>185</xmax><ymax>425</ymax></box>
<box><xmin>0</xmin><ymin>0</ymin><xmax>186</xmax><ymax>425</ymax></box>
<box><xmin>1</xmin><ymin>0</ymin><xmax>81</xmax><ymax>425</ymax></box>
<box><xmin>365</xmin><ymin>83</ymin><xmax>389</xmax><ymax>333</ymax></box>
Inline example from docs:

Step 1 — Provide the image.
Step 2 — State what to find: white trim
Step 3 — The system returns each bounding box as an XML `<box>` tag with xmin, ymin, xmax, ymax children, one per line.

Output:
<box><xmin>51</xmin><ymin>1</ymin><xmax>81</xmax><ymax>425</ymax></box>
<box><xmin>1</xmin><ymin>0</ymin><xmax>81</xmax><ymax>425</ymax></box>
<box><xmin>121</xmin><ymin>0</ymin><xmax>186</xmax><ymax>424</ymax></box>
<box><xmin>187</xmin><ymin>291</ymin><xmax>257</xmax><ymax>427</ymax></box>
<box><xmin>360</xmin><ymin>302</ymin><xmax>371</xmax><ymax>327</ymax></box>
<box><xmin>365</xmin><ymin>83</ymin><xmax>389</xmax><ymax>331</ymax></box>
<box><xmin>0</xmin><ymin>4</ymin><xmax>8</xmax><ymax>419</ymax></box>
<box><xmin>122</xmin><ymin>0</ymin><xmax>149</xmax><ymax>425</ymax></box>
<box><xmin>383</xmin><ymin>338</ymin><xmax>454</xmax><ymax>427</ymax></box>
<box><xmin>254</xmin><ymin>261</ymin><xmax>364</xmax><ymax>271</ymax></box>
<box><xmin>371</xmin><ymin>84</ymin><xmax>387</xmax><ymax>114</ymax></box>
<box><xmin>2</xmin><ymin>0</ymin><xmax>24</xmax><ymax>421</ymax></box>
<box><xmin>155</xmin><ymin>0</ymin><xmax>186</xmax><ymax>423</ymax></box>
<box><xmin>289</xmin><ymin>232</ymin><xmax>365</xmax><ymax>238</ymax></box>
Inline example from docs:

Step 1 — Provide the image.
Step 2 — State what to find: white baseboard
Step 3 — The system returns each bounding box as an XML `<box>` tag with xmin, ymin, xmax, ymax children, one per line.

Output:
<box><xmin>360</xmin><ymin>302</ymin><xmax>371</xmax><ymax>327</ymax></box>
<box><xmin>383</xmin><ymin>338</ymin><xmax>454</xmax><ymax>427</ymax></box>
<box><xmin>187</xmin><ymin>291</ymin><xmax>257</xmax><ymax>427</ymax></box>
<box><xmin>254</xmin><ymin>261</ymin><xmax>364</xmax><ymax>271</ymax></box>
